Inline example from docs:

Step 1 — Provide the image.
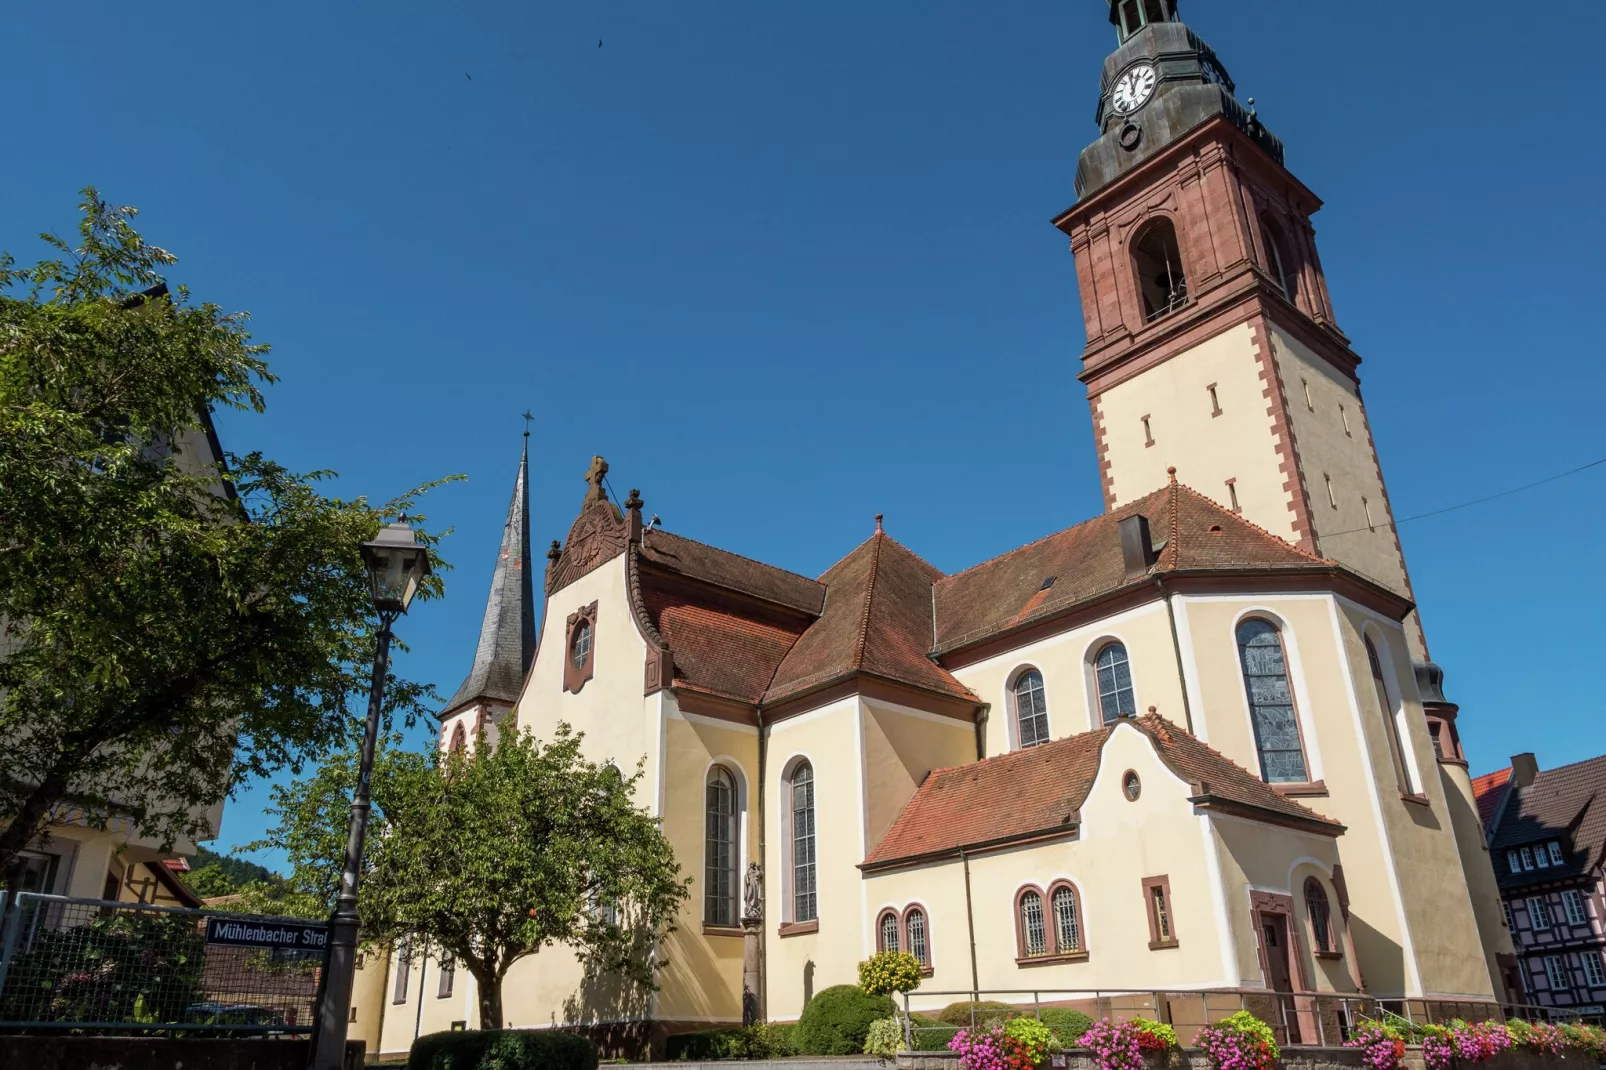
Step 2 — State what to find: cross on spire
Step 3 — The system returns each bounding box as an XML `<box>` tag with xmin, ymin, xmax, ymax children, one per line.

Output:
<box><xmin>521</xmin><ymin>410</ymin><xmax>533</xmax><ymax>438</ymax></box>
<box><xmin>584</xmin><ymin>455</ymin><xmax>610</xmax><ymax>503</ymax></box>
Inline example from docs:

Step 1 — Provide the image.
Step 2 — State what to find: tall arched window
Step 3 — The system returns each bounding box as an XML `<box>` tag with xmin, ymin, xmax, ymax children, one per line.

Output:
<box><xmin>1305</xmin><ymin>877</ymin><xmax>1335</xmax><ymax>955</ymax></box>
<box><xmin>1133</xmin><ymin>219</ymin><xmax>1188</xmax><ymax>322</ymax></box>
<box><xmin>1051</xmin><ymin>884</ymin><xmax>1083</xmax><ymax>953</ymax></box>
<box><xmin>1018</xmin><ymin>889</ymin><xmax>1049</xmax><ymax>958</ymax></box>
<box><xmin>1013</xmin><ymin>670</ymin><xmax>1050</xmax><ymax>748</ymax></box>
<box><xmin>789</xmin><ymin>762</ymin><xmax>817</xmax><ymax>923</ymax></box>
<box><xmin>1094</xmin><ymin>643</ymin><xmax>1136</xmax><ymax>724</ymax></box>
<box><xmin>878</xmin><ymin>910</ymin><xmax>900</xmax><ymax>953</ymax></box>
<box><xmin>1365</xmin><ymin>637</ymin><xmax>1413</xmax><ymax>793</ymax></box>
<box><xmin>905</xmin><ymin>907</ymin><xmax>929</xmax><ymax>967</ymax></box>
<box><xmin>1236</xmin><ymin>619</ymin><xmax>1308</xmax><ymax>783</ymax></box>
<box><xmin>1261</xmin><ymin>217</ymin><xmax>1299</xmax><ymax>304</ymax></box>
<box><xmin>704</xmin><ymin>766</ymin><xmax>738</xmax><ymax>927</ymax></box>
<box><xmin>448</xmin><ymin>722</ymin><xmax>466</xmax><ymax>754</ymax></box>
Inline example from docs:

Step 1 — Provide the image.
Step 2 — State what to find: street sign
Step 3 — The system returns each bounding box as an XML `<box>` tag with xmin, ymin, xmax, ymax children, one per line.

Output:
<box><xmin>205</xmin><ymin>917</ymin><xmax>329</xmax><ymax>951</ymax></box>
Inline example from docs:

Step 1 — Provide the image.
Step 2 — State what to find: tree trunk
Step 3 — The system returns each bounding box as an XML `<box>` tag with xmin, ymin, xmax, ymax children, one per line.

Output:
<box><xmin>0</xmin><ymin>769</ymin><xmax>71</xmax><ymax>880</ymax></box>
<box><xmin>472</xmin><ymin>963</ymin><xmax>502</xmax><ymax>1031</ymax></box>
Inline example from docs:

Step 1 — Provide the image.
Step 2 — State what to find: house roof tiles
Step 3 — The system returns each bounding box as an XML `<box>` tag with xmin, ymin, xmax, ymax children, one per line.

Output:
<box><xmin>1489</xmin><ymin>755</ymin><xmax>1606</xmax><ymax>890</ymax></box>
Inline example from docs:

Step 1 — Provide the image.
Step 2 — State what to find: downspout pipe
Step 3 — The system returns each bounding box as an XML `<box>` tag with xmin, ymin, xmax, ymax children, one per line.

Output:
<box><xmin>961</xmin><ymin>847</ymin><xmax>979</xmax><ymax>1001</ymax></box>
<box><xmin>1156</xmin><ymin>577</ymin><xmax>1195</xmax><ymax>734</ymax></box>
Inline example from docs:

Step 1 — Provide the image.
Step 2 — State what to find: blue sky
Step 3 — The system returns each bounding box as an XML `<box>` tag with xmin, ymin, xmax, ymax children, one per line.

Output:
<box><xmin>6</xmin><ymin>1</ymin><xmax>1603</xmax><ymax>871</ymax></box>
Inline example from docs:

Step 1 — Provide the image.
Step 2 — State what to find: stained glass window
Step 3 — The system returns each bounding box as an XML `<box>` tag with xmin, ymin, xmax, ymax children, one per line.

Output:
<box><xmin>704</xmin><ymin>767</ymin><xmax>738</xmax><ymax>927</ymax></box>
<box><xmin>791</xmin><ymin>763</ymin><xmax>817</xmax><ymax>922</ymax></box>
<box><xmin>1095</xmin><ymin>643</ymin><xmax>1136</xmax><ymax>724</ymax></box>
<box><xmin>1014</xmin><ymin>671</ymin><xmax>1050</xmax><ymax>748</ymax></box>
<box><xmin>1236</xmin><ymin>620</ymin><xmax>1308</xmax><ymax>783</ymax></box>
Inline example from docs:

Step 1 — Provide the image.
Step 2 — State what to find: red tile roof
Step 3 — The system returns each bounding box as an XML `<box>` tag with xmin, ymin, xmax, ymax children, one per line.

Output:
<box><xmin>765</xmin><ymin>531</ymin><xmax>976</xmax><ymax>706</ymax></box>
<box><xmin>639</xmin><ymin>529</ymin><xmax>824</xmax><ymax>615</ymax></box>
<box><xmin>933</xmin><ymin>480</ymin><xmax>1332</xmax><ymax>655</ymax></box>
<box><xmin>638</xmin><ymin>573</ymin><xmax>806</xmax><ymax>704</ymax></box>
<box><xmin>862</xmin><ymin>714</ymin><xmax>1341</xmax><ymax>870</ymax></box>
<box><xmin>1472</xmin><ymin>767</ymin><xmax>1512</xmax><ymax>832</ymax></box>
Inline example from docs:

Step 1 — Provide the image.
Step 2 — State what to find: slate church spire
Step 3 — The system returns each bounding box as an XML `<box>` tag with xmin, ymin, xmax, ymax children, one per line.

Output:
<box><xmin>442</xmin><ymin>432</ymin><xmax>537</xmax><ymax>715</ymax></box>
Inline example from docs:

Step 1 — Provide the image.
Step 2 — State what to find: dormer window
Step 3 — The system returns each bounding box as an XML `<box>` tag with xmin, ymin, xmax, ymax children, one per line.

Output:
<box><xmin>1133</xmin><ymin>219</ymin><xmax>1188</xmax><ymax>322</ymax></box>
<box><xmin>1112</xmin><ymin>0</ymin><xmax>1177</xmax><ymax>42</ymax></box>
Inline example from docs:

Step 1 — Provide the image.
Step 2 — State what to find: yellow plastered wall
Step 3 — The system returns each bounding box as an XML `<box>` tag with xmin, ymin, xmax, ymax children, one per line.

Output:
<box><xmin>764</xmin><ymin>697</ymin><xmax>865</xmax><ymax>1022</ymax></box>
<box><xmin>653</xmin><ymin>706</ymin><xmax>761</xmax><ymax>1025</ymax></box>
<box><xmin>1265</xmin><ymin>325</ymin><xmax>1408</xmax><ymax>607</ymax></box>
<box><xmin>1093</xmin><ymin>322</ymin><xmax>1292</xmax><ymax>539</ymax></box>
<box><xmin>1439</xmin><ymin>760</ymin><xmax>1515</xmax><ymax>999</ymax></box>
<box><xmin>348</xmin><ymin>944</ymin><xmax>390</xmax><ymax>1053</ymax></box>
<box><xmin>376</xmin><ymin>945</ymin><xmax>477</xmax><ymax>1054</ymax></box>
<box><xmin>950</xmin><ymin>601</ymin><xmax>1186</xmax><ymax>756</ymax></box>
<box><xmin>861</xmin><ymin>699</ymin><xmax>977</xmax><ymax>856</ymax></box>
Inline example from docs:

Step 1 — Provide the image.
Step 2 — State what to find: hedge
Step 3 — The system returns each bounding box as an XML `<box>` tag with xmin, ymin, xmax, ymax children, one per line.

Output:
<box><xmin>936</xmin><ymin>1001</ymin><xmax>1016</xmax><ymax>1027</ymax></box>
<box><xmin>665</xmin><ymin>1023</ymin><xmax>796</xmax><ymax>1061</ymax></box>
<box><xmin>796</xmin><ymin>985</ymin><xmax>896</xmax><ymax>1055</ymax></box>
<box><xmin>408</xmin><ymin>1028</ymin><xmax>598</xmax><ymax>1070</ymax></box>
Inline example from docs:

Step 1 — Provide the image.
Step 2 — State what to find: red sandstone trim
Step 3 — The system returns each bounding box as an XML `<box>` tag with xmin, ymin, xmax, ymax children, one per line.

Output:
<box><xmin>1091</xmin><ymin>397</ymin><xmax>1116</xmax><ymax>511</ymax></box>
<box><xmin>1249</xmin><ymin>316</ymin><xmax>1319</xmax><ymax>555</ymax></box>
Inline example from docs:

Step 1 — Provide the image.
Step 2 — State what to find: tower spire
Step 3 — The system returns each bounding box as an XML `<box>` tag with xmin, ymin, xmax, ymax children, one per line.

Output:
<box><xmin>443</xmin><ymin>434</ymin><xmax>537</xmax><ymax>715</ymax></box>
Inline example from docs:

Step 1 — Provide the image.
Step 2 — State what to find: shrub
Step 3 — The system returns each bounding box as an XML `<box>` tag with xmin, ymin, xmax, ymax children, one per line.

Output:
<box><xmin>408</xmin><ymin>1028</ymin><xmax>598</xmax><ymax>1070</ymax></box>
<box><xmin>1196</xmin><ymin>1011</ymin><xmax>1279</xmax><ymax>1070</ymax></box>
<box><xmin>911</xmin><ymin>1013</ymin><xmax>962</xmax><ymax>1051</ymax></box>
<box><xmin>665</xmin><ymin>1023</ymin><xmax>797</xmax><ymax>1061</ymax></box>
<box><xmin>0</xmin><ymin>911</ymin><xmax>206</xmax><ymax>1026</ymax></box>
<box><xmin>859</xmin><ymin>950</ymin><xmax>925</xmax><ymax>996</ymax></box>
<box><xmin>865</xmin><ymin>1017</ymin><xmax>905</xmax><ymax>1058</ymax></box>
<box><xmin>796</xmin><ymin>985</ymin><xmax>896</xmax><ymax>1055</ymax></box>
<box><xmin>1004</xmin><ymin>1017</ymin><xmax>1060</xmax><ymax>1061</ymax></box>
<box><xmin>1039</xmin><ymin>1009</ymin><xmax>1094</xmax><ymax>1046</ymax></box>
<box><xmin>938</xmin><ymin>1000</ymin><xmax>1017</xmax><ymax>1027</ymax></box>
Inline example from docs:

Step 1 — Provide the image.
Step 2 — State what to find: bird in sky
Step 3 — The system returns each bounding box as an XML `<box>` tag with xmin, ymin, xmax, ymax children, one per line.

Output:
<box><xmin>598</xmin><ymin>39</ymin><xmax>603</xmax><ymax>49</ymax></box>
<box><xmin>465</xmin><ymin>72</ymin><xmax>472</xmax><ymax>80</ymax></box>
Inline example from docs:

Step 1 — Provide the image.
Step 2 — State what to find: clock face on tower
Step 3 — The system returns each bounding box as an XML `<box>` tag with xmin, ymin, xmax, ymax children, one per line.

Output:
<box><xmin>1112</xmin><ymin>62</ymin><xmax>1158</xmax><ymax>115</ymax></box>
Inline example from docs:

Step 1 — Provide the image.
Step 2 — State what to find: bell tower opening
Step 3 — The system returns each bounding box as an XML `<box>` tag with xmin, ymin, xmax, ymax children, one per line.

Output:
<box><xmin>1132</xmin><ymin>219</ymin><xmax>1188</xmax><ymax>322</ymax></box>
<box><xmin>1111</xmin><ymin>0</ymin><xmax>1179</xmax><ymax>42</ymax></box>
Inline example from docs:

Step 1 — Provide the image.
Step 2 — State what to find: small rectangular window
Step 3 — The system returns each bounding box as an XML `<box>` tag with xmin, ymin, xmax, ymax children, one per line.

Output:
<box><xmin>1521</xmin><ymin>847</ymin><xmax>1535</xmax><ymax>870</ymax></box>
<box><xmin>1528</xmin><ymin>896</ymin><xmax>1552</xmax><ymax>930</ymax></box>
<box><xmin>1142</xmin><ymin>415</ymin><xmax>1154</xmax><ymax>447</ymax></box>
<box><xmin>1324</xmin><ymin>474</ymin><xmax>1336</xmax><ymax>508</ymax></box>
<box><xmin>1152</xmin><ymin>886</ymin><xmax>1171</xmax><ymax>940</ymax></box>
<box><xmin>1508</xmin><ymin>851</ymin><xmax>1522</xmax><ymax>874</ymax></box>
<box><xmin>1208</xmin><ymin>383</ymin><xmax>1222</xmax><ymax>417</ymax></box>
<box><xmin>1143</xmin><ymin>876</ymin><xmax>1176</xmax><ymax>947</ymax></box>
<box><xmin>1562</xmin><ymin>890</ymin><xmax>1588</xmax><ymax>926</ymax></box>
<box><xmin>1226</xmin><ymin>478</ymin><xmax>1240</xmax><ymax>513</ymax></box>
<box><xmin>1584</xmin><ymin>951</ymin><xmax>1606</xmax><ymax>988</ymax></box>
<box><xmin>1549</xmin><ymin>841</ymin><xmax>1566</xmax><ymax>865</ymax></box>
<box><xmin>438</xmin><ymin>954</ymin><xmax>456</xmax><ymax>998</ymax></box>
<box><xmin>1362</xmin><ymin>497</ymin><xmax>1375</xmax><ymax>532</ymax></box>
<box><xmin>1504</xmin><ymin>900</ymin><xmax>1515</xmax><ymax>930</ymax></box>
<box><xmin>1340</xmin><ymin>405</ymin><xmax>1352</xmax><ymax>436</ymax></box>
<box><xmin>1536</xmin><ymin>848</ymin><xmax>1551</xmax><ymax>869</ymax></box>
<box><xmin>1544</xmin><ymin>955</ymin><xmax>1570</xmax><ymax>992</ymax></box>
<box><xmin>1302</xmin><ymin>378</ymin><xmax>1314</xmax><ymax>411</ymax></box>
<box><xmin>349</xmin><ymin>1005</ymin><xmax>359</xmax><ymax>1023</ymax></box>
<box><xmin>393</xmin><ymin>938</ymin><xmax>412</xmax><ymax>1004</ymax></box>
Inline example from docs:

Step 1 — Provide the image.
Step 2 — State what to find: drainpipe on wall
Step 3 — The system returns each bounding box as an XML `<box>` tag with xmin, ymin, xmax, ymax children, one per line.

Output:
<box><xmin>756</xmin><ymin>708</ymin><xmax>767</xmax><ymax>1022</ymax></box>
<box><xmin>1155</xmin><ymin>577</ymin><xmax>1195</xmax><ymax>734</ymax></box>
<box><xmin>413</xmin><ymin>937</ymin><xmax>430</xmax><ymax>1045</ymax></box>
<box><xmin>973</xmin><ymin>705</ymin><xmax>990</xmax><ymax>761</ymax></box>
<box><xmin>961</xmin><ymin>847</ymin><xmax>979</xmax><ymax>1001</ymax></box>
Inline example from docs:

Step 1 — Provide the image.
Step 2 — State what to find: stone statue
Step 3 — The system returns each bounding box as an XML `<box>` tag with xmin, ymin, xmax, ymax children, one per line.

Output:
<box><xmin>742</xmin><ymin>861</ymin><xmax>763</xmax><ymax>920</ymax></box>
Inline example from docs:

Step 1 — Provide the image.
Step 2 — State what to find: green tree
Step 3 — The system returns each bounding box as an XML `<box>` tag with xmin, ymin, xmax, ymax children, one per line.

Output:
<box><xmin>0</xmin><ymin>190</ymin><xmax>454</xmax><ymax>877</ymax></box>
<box><xmin>251</xmin><ymin>724</ymin><xmax>689</xmax><ymax>1030</ymax></box>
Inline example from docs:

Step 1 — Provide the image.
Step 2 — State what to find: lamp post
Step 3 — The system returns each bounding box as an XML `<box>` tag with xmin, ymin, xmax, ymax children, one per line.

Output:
<box><xmin>309</xmin><ymin>519</ymin><xmax>431</xmax><ymax>1070</ymax></box>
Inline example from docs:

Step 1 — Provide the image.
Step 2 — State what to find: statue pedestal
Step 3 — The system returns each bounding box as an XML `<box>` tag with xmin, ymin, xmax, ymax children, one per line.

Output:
<box><xmin>741</xmin><ymin>916</ymin><xmax>763</xmax><ymax>1026</ymax></box>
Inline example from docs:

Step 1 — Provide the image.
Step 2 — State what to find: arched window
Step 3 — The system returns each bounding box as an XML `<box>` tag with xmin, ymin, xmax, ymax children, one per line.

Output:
<box><xmin>878</xmin><ymin>910</ymin><xmax>900</xmax><ymax>953</ymax></box>
<box><xmin>570</xmin><ymin>619</ymin><xmax>592</xmax><ymax>669</ymax></box>
<box><xmin>1365</xmin><ymin>637</ymin><xmax>1413</xmax><ymax>793</ymax></box>
<box><xmin>1133</xmin><ymin>219</ymin><xmax>1188</xmax><ymax>322</ymax></box>
<box><xmin>1236</xmin><ymin>619</ymin><xmax>1308</xmax><ymax>783</ymax></box>
<box><xmin>1094</xmin><ymin>643</ymin><xmax>1136</xmax><ymax>724</ymax></box>
<box><xmin>789</xmin><ymin>762</ymin><xmax>817</xmax><ymax>923</ymax></box>
<box><xmin>1051</xmin><ymin>883</ymin><xmax>1083</xmax><ymax>953</ymax></box>
<box><xmin>704</xmin><ymin>766</ymin><xmax>739</xmax><ymax>927</ymax></box>
<box><xmin>1261</xmin><ymin>217</ymin><xmax>1299</xmax><ymax>303</ymax></box>
<box><xmin>1013</xmin><ymin>670</ymin><xmax>1050</xmax><ymax>748</ymax></box>
<box><xmin>1305</xmin><ymin>877</ymin><xmax>1335</xmax><ymax>955</ymax></box>
<box><xmin>448</xmin><ymin>722</ymin><xmax>466</xmax><ymax>753</ymax></box>
<box><xmin>905</xmin><ymin>907</ymin><xmax>929</xmax><ymax>967</ymax></box>
<box><xmin>1018</xmin><ymin>889</ymin><xmax>1049</xmax><ymax>958</ymax></box>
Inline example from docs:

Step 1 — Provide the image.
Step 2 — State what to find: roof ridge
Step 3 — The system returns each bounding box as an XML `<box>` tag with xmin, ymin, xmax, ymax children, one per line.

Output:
<box><xmin>1168</xmin><ymin>481</ymin><xmax>1334</xmax><ymax>566</ymax></box>
<box><xmin>937</xmin><ymin>486</ymin><xmax>1172</xmax><ymax>585</ymax></box>
<box><xmin>876</xmin><ymin>530</ymin><xmax>947</xmax><ymax>580</ymax></box>
<box><xmin>850</xmin><ymin>533</ymin><xmax>885</xmax><ymax>671</ymax></box>
<box><xmin>654</xmin><ymin>528</ymin><xmax>825</xmax><ymax>590</ymax></box>
<box><xmin>1531</xmin><ymin>753</ymin><xmax>1606</xmax><ymax>780</ymax></box>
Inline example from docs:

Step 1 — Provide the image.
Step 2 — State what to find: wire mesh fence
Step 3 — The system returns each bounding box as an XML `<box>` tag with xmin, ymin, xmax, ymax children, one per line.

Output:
<box><xmin>0</xmin><ymin>890</ymin><xmax>329</xmax><ymax>1034</ymax></box>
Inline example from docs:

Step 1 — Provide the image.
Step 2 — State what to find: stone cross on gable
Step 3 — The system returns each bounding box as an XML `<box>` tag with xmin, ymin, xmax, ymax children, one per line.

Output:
<box><xmin>584</xmin><ymin>455</ymin><xmax>609</xmax><ymax>503</ymax></box>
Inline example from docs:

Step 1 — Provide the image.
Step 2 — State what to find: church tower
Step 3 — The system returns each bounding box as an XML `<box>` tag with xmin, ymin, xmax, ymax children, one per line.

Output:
<box><xmin>1053</xmin><ymin>0</ymin><xmax>1425</xmax><ymax>657</ymax></box>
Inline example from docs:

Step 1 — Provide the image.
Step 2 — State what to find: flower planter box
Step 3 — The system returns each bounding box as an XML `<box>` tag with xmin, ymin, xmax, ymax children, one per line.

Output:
<box><xmin>894</xmin><ymin>1045</ymin><xmax>1590</xmax><ymax>1070</ymax></box>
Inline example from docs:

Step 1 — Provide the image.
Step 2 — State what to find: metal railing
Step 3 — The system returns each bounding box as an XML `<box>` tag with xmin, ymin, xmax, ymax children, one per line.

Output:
<box><xmin>0</xmin><ymin>890</ymin><xmax>330</xmax><ymax>1034</ymax></box>
<box><xmin>893</xmin><ymin>988</ymin><xmax>1599</xmax><ymax>1053</ymax></box>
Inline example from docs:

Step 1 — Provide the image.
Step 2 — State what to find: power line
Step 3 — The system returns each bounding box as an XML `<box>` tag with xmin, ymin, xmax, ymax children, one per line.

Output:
<box><xmin>1321</xmin><ymin>455</ymin><xmax>1606</xmax><ymax>540</ymax></box>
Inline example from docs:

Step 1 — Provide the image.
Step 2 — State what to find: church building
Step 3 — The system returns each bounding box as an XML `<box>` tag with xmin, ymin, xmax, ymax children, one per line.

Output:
<box><xmin>356</xmin><ymin>1</ymin><xmax>1513</xmax><ymax>1056</ymax></box>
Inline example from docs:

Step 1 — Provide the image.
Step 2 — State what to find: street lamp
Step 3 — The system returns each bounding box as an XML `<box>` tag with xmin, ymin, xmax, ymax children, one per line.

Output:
<box><xmin>309</xmin><ymin>519</ymin><xmax>431</xmax><ymax>1070</ymax></box>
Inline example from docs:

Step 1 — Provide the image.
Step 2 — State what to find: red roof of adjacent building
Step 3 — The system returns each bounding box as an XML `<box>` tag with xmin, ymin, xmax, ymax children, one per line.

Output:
<box><xmin>861</xmin><ymin>714</ymin><xmax>1342</xmax><ymax>870</ymax></box>
<box><xmin>1472</xmin><ymin>766</ymin><xmax>1512</xmax><ymax>831</ymax></box>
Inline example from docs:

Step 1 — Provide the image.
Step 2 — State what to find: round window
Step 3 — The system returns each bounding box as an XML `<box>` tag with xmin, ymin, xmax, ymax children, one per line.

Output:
<box><xmin>1122</xmin><ymin>770</ymin><xmax>1142</xmax><ymax>801</ymax></box>
<box><xmin>570</xmin><ymin>620</ymin><xmax>592</xmax><ymax>670</ymax></box>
